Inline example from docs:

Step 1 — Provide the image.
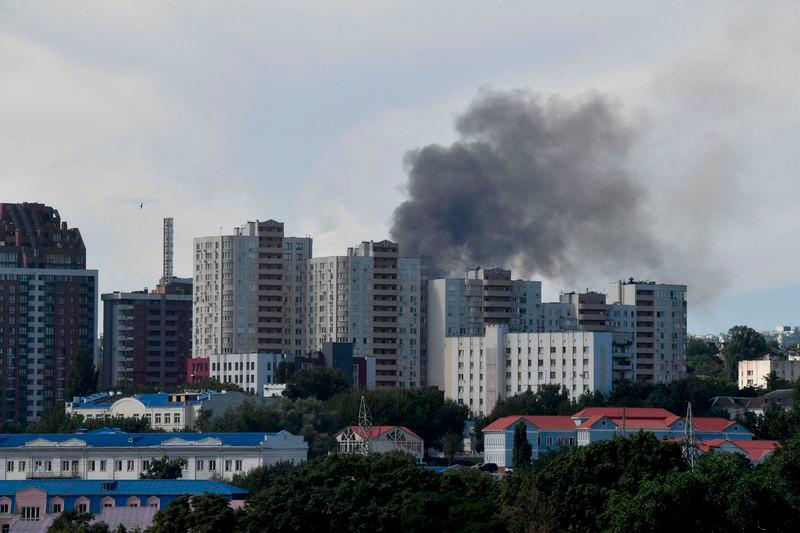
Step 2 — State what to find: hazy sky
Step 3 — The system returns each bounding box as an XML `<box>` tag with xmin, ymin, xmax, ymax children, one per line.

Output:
<box><xmin>1</xmin><ymin>1</ymin><xmax>799</xmax><ymax>335</ymax></box>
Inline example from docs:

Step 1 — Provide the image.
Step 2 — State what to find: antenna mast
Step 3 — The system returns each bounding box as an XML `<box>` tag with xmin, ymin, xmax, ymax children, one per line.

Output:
<box><xmin>163</xmin><ymin>217</ymin><xmax>174</xmax><ymax>283</ymax></box>
<box><xmin>358</xmin><ymin>395</ymin><xmax>373</xmax><ymax>455</ymax></box>
<box><xmin>683</xmin><ymin>402</ymin><xmax>698</xmax><ymax>468</ymax></box>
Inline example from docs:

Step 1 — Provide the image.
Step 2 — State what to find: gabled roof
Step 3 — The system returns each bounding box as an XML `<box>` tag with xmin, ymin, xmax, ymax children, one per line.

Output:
<box><xmin>482</xmin><ymin>415</ymin><xmax>577</xmax><ymax>432</ymax></box>
<box><xmin>338</xmin><ymin>425</ymin><xmax>422</xmax><ymax>441</ymax></box>
<box><xmin>572</xmin><ymin>407</ymin><xmax>677</xmax><ymax>419</ymax></box>
<box><xmin>0</xmin><ymin>430</ymin><xmax>280</xmax><ymax>448</ymax></box>
<box><xmin>693</xmin><ymin>418</ymin><xmax>738</xmax><ymax>432</ymax></box>
<box><xmin>0</xmin><ymin>480</ymin><xmax>247</xmax><ymax>497</ymax></box>
<box><xmin>696</xmin><ymin>439</ymin><xmax>780</xmax><ymax>462</ymax></box>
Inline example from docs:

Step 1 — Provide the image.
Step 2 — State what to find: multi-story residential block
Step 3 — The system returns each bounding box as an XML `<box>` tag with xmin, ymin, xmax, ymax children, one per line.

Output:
<box><xmin>186</xmin><ymin>357</ymin><xmax>210</xmax><ymax>384</ymax></box>
<box><xmin>282</xmin><ymin>237</ymin><xmax>312</xmax><ymax>355</ymax></box>
<box><xmin>0</xmin><ymin>479</ymin><xmax>248</xmax><ymax>531</ymax></box>
<box><xmin>306</xmin><ymin>240</ymin><xmax>424</xmax><ymax>388</ymax></box>
<box><xmin>482</xmin><ymin>407</ymin><xmax>754</xmax><ymax>468</ymax></box>
<box><xmin>193</xmin><ymin>220</ymin><xmax>287</xmax><ymax>356</ymax></box>
<box><xmin>607</xmin><ymin>279</ymin><xmax>687</xmax><ymax>383</ymax></box>
<box><xmin>427</xmin><ymin>267</ymin><xmax>542</xmax><ymax>389</ymax></box>
<box><xmin>205</xmin><ymin>352</ymin><xmax>294</xmax><ymax>395</ymax></box>
<box><xmin>0</xmin><ymin>428</ymin><xmax>307</xmax><ymax>481</ymax></box>
<box><xmin>101</xmin><ymin>278</ymin><xmax>192</xmax><ymax>389</ymax></box>
<box><xmin>65</xmin><ymin>390</ymin><xmax>257</xmax><ymax>431</ymax></box>
<box><xmin>444</xmin><ymin>326</ymin><xmax>613</xmax><ymax>416</ymax></box>
<box><xmin>738</xmin><ymin>356</ymin><xmax>800</xmax><ymax>389</ymax></box>
<box><xmin>0</xmin><ymin>203</ymin><xmax>98</xmax><ymax>423</ymax></box>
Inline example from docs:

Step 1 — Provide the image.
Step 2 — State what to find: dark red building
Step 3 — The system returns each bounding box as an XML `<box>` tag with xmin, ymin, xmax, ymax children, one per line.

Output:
<box><xmin>0</xmin><ymin>203</ymin><xmax>97</xmax><ymax>423</ymax></box>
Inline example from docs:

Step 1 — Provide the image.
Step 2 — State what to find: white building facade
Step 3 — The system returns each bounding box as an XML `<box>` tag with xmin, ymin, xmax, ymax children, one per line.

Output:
<box><xmin>444</xmin><ymin>326</ymin><xmax>613</xmax><ymax>416</ymax></box>
<box><xmin>208</xmin><ymin>352</ymin><xmax>293</xmax><ymax>396</ymax></box>
<box><xmin>0</xmin><ymin>429</ymin><xmax>307</xmax><ymax>481</ymax></box>
<box><xmin>739</xmin><ymin>356</ymin><xmax>800</xmax><ymax>389</ymax></box>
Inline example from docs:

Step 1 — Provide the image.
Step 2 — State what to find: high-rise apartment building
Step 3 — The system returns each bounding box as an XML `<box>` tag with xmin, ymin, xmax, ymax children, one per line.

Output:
<box><xmin>427</xmin><ymin>268</ymin><xmax>542</xmax><ymax>388</ymax></box>
<box><xmin>607</xmin><ymin>279</ymin><xmax>687</xmax><ymax>383</ymax></box>
<box><xmin>0</xmin><ymin>203</ymin><xmax>98</xmax><ymax>423</ymax></box>
<box><xmin>101</xmin><ymin>278</ymin><xmax>193</xmax><ymax>389</ymax></box>
<box><xmin>306</xmin><ymin>240</ymin><xmax>424</xmax><ymax>388</ymax></box>
<box><xmin>193</xmin><ymin>220</ymin><xmax>286</xmax><ymax>356</ymax></box>
<box><xmin>282</xmin><ymin>237</ymin><xmax>312</xmax><ymax>355</ymax></box>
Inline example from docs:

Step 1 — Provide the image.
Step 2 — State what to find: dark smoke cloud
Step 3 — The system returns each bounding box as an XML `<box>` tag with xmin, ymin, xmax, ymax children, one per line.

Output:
<box><xmin>391</xmin><ymin>88</ymin><xmax>665</xmax><ymax>282</ymax></box>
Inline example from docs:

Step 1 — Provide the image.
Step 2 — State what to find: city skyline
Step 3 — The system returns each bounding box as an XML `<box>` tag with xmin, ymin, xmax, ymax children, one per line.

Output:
<box><xmin>2</xmin><ymin>2</ymin><xmax>799</xmax><ymax>335</ymax></box>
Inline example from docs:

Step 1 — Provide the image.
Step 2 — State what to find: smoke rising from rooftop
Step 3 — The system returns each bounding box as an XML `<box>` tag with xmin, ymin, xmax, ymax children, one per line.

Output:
<box><xmin>391</xmin><ymin>88</ymin><xmax>668</xmax><ymax>284</ymax></box>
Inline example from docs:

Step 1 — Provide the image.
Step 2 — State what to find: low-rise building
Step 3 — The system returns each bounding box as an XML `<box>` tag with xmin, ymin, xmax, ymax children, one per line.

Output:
<box><xmin>710</xmin><ymin>389</ymin><xmax>794</xmax><ymax>418</ymax></box>
<box><xmin>205</xmin><ymin>353</ymin><xmax>294</xmax><ymax>396</ymax></box>
<box><xmin>696</xmin><ymin>439</ymin><xmax>779</xmax><ymax>465</ymax></box>
<box><xmin>482</xmin><ymin>407</ymin><xmax>753</xmax><ymax>468</ymax></box>
<box><xmin>335</xmin><ymin>426</ymin><xmax>424</xmax><ymax>461</ymax></box>
<box><xmin>65</xmin><ymin>391</ymin><xmax>256</xmax><ymax>431</ymax></box>
<box><xmin>0</xmin><ymin>479</ymin><xmax>247</xmax><ymax>532</ymax></box>
<box><xmin>0</xmin><ymin>428</ymin><xmax>307</xmax><ymax>481</ymax></box>
<box><xmin>444</xmin><ymin>326</ymin><xmax>613</xmax><ymax>416</ymax></box>
<box><xmin>738</xmin><ymin>356</ymin><xmax>800</xmax><ymax>389</ymax></box>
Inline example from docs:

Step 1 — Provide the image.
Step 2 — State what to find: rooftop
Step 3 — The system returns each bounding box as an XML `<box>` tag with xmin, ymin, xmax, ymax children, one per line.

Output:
<box><xmin>0</xmin><ymin>428</ymin><xmax>285</xmax><ymax>448</ymax></box>
<box><xmin>0</xmin><ymin>479</ymin><xmax>247</xmax><ymax>497</ymax></box>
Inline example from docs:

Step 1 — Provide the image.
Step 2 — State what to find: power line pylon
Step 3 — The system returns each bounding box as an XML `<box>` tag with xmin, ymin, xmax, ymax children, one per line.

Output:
<box><xmin>683</xmin><ymin>402</ymin><xmax>699</xmax><ymax>468</ymax></box>
<box><xmin>358</xmin><ymin>395</ymin><xmax>373</xmax><ymax>455</ymax></box>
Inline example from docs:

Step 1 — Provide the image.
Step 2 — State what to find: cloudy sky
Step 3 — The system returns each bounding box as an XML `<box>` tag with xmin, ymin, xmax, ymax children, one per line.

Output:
<box><xmin>1</xmin><ymin>1</ymin><xmax>798</xmax><ymax>335</ymax></box>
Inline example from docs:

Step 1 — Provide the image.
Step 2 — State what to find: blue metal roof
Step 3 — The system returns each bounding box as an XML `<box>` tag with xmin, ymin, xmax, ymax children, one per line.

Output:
<box><xmin>0</xmin><ymin>429</ymin><xmax>278</xmax><ymax>448</ymax></box>
<box><xmin>0</xmin><ymin>479</ymin><xmax>247</xmax><ymax>497</ymax></box>
<box><xmin>70</xmin><ymin>392</ymin><xmax>220</xmax><ymax>410</ymax></box>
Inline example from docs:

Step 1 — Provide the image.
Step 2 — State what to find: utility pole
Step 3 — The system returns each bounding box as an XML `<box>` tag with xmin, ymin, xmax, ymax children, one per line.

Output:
<box><xmin>683</xmin><ymin>402</ymin><xmax>698</xmax><ymax>468</ymax></box>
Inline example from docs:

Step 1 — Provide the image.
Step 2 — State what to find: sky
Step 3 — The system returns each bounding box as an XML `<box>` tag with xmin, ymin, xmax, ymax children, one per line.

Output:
<box><xmin>1</xmin><ymin>1</ymin><xmax>799</xmax><ymax>335</ymax></box>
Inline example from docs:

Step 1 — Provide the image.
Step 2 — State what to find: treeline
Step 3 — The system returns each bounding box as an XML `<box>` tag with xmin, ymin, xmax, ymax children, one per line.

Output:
<box><xmin>139</xmin><ymin>431</ymin><xmax>800</xmax><ymax>532</ymax></box>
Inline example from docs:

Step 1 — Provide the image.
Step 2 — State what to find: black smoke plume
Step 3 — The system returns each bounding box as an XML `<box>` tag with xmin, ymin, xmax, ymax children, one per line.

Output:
<box><xmin>390</xmin><ymin>88</ymin><xmax>665</xmax><ymax>282</ymax></box>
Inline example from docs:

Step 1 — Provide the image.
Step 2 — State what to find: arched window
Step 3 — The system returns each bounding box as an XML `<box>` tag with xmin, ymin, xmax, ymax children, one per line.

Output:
<box><xmin>75</xmin><ymin>497</ymin><xmax>91</xmax><ymax>513</ymax></box>
<box><xmin>101</xmin><ymin>496</ymin><xmax>115</xmax><ymax>509</ymax></box>
<box><xmin>146</xmin><ymin>496</ymin><xmax>160</xmax><ymax>510</ymax></box>
<box><xmin>127</xmin><ymin>497</ymin><xmax>140</xmax><ymax>508</ymax></box>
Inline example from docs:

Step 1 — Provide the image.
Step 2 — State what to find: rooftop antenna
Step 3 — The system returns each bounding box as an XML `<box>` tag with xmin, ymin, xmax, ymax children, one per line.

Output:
<box><xmin>162</xmin><ymin>217</ymin><xmax>174</xmax><ymax>283</ymax></box>
<box><xmin>683</xmin><ymin>402</ymin><xmax>698</xmax><ymax>468</ymax></box>
<box><xmin>358</xmin><ymin>395</ymin><xmax>373</xmax><ymax>455</ymax></box>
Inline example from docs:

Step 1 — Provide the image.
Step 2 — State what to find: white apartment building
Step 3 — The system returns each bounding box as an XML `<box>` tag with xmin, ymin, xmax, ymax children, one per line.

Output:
<box><xmin>0</xmin><ymin>428</ymin><xmax>307</xmax><ymax>481</ymax></box>
<box><xmin>306</xmin><ymin>241</ymin><xmax>424</xmax><ymax>389</ymax></box>
<box><xmin>607</xmin><ymin>279</ymin><xmax>687</xmax><ymax>383</ymax></box>
<box><xmin>193</xmin><ymin>220</ymin><xmax>288</xmax><ymax>357</ymax></box>
<box><xmin>444</xmin><ymin>326</ymin><xmax>613</xmax><ymax>416</ymax></box>
<box><xmin>427</xmin><ymin>268</ymin><xmax>542</xmax><ymax>388</ymax></box>
<box><xmin>208</xmin><ymin>352</ymin><xmax>293</xmax><ymax>396</ymax></box>
<box><xmin>739</xmin><ymin>356</ymin><xmax>800</xmax><ymax>389</ymax></box>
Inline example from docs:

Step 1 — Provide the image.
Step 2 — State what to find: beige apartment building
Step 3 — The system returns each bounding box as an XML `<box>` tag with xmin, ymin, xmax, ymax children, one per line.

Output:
<box><xmin>306</xmin><ymin>240</ymin><xmax>424</xmax><ymax>389</ymax></box>
<box><xmin>739</xmin><ymin>355</ymin><xmax>800</xmax><ymax>389</ymax></box>
<box><xmin>193</xmin><ymin>220</ymin><xmax>287</xmax><ymax>356</ymax></box>
<box><xmin>607</xmin><ymin>279</ymin><xmax>687</xmax><ymax>383</ymax></box>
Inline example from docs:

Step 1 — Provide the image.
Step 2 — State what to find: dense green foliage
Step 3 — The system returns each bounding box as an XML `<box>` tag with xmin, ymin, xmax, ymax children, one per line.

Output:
<box><xmin>48</xmin><ymin>508</ymin><xmax>110</xmax><ymax>533</ymax></box>
<box><xmin>284</xmin><ymin>367</ymin><xmax>348</xmax><ymax>401</ymax></box>
<box><xmin>140</xmin><ymin>456</ymin><xmax>187</xmax><ymax>479</ymax></box>
<box><xmin>200</xmin><ymin>387</ymin><xmax>467</xmax><ymax>456</ymax></box>
<box><xmin>149</xmin><ymin>493</ymin><xmax>237</xmax><ymax>533</ymax></box>
<box><xmin>65</xmin><ymin>347</ymin><xmax>99</xmax><ymax>400</ymax></box>
<box><xmin>722</xmin><ymin>325</ymin><xmax>768</xmax><ymax>379</ymax></box>
<box><xmin>26</xmin><ymin>405</ymin><xmax>159</xmax><ymax>434</ymax></box>
<box><xmin>687</xmin><ymin>337</ymin><xmax>726</xmax><ymax>379</ymax></box>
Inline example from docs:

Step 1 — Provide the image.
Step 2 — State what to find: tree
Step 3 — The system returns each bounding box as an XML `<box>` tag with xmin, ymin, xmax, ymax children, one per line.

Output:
<box><xmin>26</xmin><ymin>405</ymin><xmax>158</xmax><ymax>434</ymax></box>
<box><xmin>512</xmin><ymin>421</ymin><xmax>532</xmax><ymax>469</ymax></box>
<box><xmin>284</xmin><ymin>367</ymin><xmax>348</xmax><ymax>401</ymax></box>
<box><xmin>148</xmin><ymin>495</ymin><xmax>192</xmax><ymax>533</ymax></box>
<box><xmin>183</xmin><ymin>493</ymin><xmax>238</xmax><ymax>533</ymax></box>
<box><xmin>139</xmin><ymin>456</ymin><xmax>186</xmax><ymax>479</ymax></box>
<box><xmin>722</xmin><ymin>326</ymin><xmax>768</xmax><ymax>380</ymax></box>
<box><xmin>442</xmin><ymin>433</ymin><xmax>462</xmax><ymax>465</ymax></box>
<box><xmin>185</xmin><ymin>377</ymin><xmax>244</xmax><ymax>393</ymax></box>
<box><xmin>274</xmin><ymin>361</ymin><xmax>296</xmax><ymax>383</ymax></box>
<box><xmin>65</xmin><ymin>347</ymin><xmax>98</xmax><ymax>400</ymax></box>
<box><xmin>48</xmin><ymin>509</ymin><xmax>109</xmax><ymax>533</ymax></box>
<box><xmin>766</xmin><ymin>371</ymin><xmax>792</xmax><ymax>392</ymax></box>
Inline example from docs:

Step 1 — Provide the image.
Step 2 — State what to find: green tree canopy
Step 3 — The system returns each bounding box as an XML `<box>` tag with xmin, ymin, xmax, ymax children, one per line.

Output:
<box><xmin>722</xmin><ymin>325</ymin><xmax>768</xmax><ymax>379</ymax></box>
<box><xmin>512</xmin><ymin>421</ymin><xmax>532</xmax><ymax>469</ymax></box>
<box><xmin>65</xmin><ymin>347</ymin><xmax>98</xmax><ymax>400</ymax></box>
<box><xmin>47</xmin><ymin>508</ymin><xmax>109</xmax><ymax>533</ymax></box>
<box><xmin>26</xmin><ymin>405</ymin><xmax>158</xmax><ymax>434</ymax></box>
<box><xmin>139</xmin><ymin>456</ymin><xmax>186</xmax><ymax>479</ymax></box>
<box><xmin>284</xmin><ymin>367</ymin><xmax>348</xmax><ymax>401</ymax></box>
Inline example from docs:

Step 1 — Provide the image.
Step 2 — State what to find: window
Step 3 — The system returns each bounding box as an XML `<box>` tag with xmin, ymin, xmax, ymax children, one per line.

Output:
<box><xmin>225</xmin><ymin>460</ymin><xmax>232</xmax><ymax>471</ymax></box>
<box><xmin>208</xmin><ymin>460</ymin><xmax>216</xmax><ymax>471</ymax></box>
<box><xmin>127</xmin><ymin>460</ymin><xmax>135</xmax><ymax>472</ymax></box>
<box><xmin>0</xmin><ymin>502</ymin><xmax>9</xmax><ymax>513</ymax></box>
<box><xmin>89</xmin><ymin>460</ymin><xmax>96</xmax><ymax>472</ymax></box>
<box><xmin>174</xmin><ymin>413</ymin><xmax>181</xmax><ymax>426</ymax></box>
<box><xmin>21</xmin><ymin>507</ymin><xmax>40</xmax><ymax>521</ymax></box>
<box><xmin>18</xmin><ymin>461</ymin><xmax>25</xmax><ymax>472</ymax></box>
<box><xmin>235</xmin><ymin>460</ymin><xmax>242</xmax><ymax>471</ymax></box>
<box><xmin>6</xmin><ymin>461</ymin><xmax>13</xmax><ymax>472</ymax></box>
<box><xmin>100</xmin><ymin>460</ymin><xmax>107</xmax><ymax>472</ymax></box>
<box><xmin>115</xmin><ymin>460</ymin><xmax>123</xmax><ymax>472</ymax></box>
<box><xmin>155</xmin><ymin>414</ymin><xmax>162</xmax><ymax>424</ymax></box>
<box><xmin>197</xmin><ymin>460</ymin><xmax>204</xmax><ymax>471</ymax></box>
<box><xmin>164</xmin><ymin>414</ymin><xmax>171</xmax><ymax>424</ymax></box>
<box><xmin>52</xmin><ymin>503</ymin><xmax>62</xmax><ymax>513</ymax></box>
<box><xmin>78</xmin><ymin>503</ymin><xmax>88</xmax><ymax>513</ymax></box>
<box><xmin>143</xmin><ymin>460</ymin><xmax>150</xmax><ymax>470</ymax></box>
